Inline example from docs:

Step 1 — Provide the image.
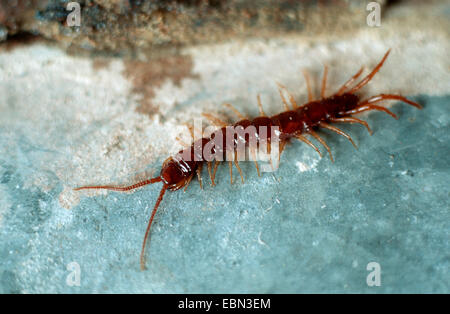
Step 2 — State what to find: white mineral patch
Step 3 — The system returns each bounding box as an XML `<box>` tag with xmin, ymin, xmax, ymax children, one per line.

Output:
<box><xmin>296</xmin><ymin>159</ymin><xmax>319</xmax><ymax>173</ymax></box>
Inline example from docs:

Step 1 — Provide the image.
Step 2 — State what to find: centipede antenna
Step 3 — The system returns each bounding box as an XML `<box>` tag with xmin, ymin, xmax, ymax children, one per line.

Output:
<box><xmin>74</xmin><ymin>177</ymin><xmax>162</xmax><ymax>192</ymax></box>
<box><xmin>140</xmin><ymin>184</ymin><xmax>168</xmax><ymax>271</ymax></box>
<box><xmin>348</xmin><ymin>49</ymin><xmax>391</xmax><ymax>94</ymax></box>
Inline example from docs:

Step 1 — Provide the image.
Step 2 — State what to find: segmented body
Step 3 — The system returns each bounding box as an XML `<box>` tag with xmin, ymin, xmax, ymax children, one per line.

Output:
<box><xmin>162</xmin><ymin>93</ymin><xmax>359</xmax><ymax>191</ymax></box>
<box><xmin>75</xmin><ymin>50</ymin><xmax>422</xmax><ymax>270</ymax></box>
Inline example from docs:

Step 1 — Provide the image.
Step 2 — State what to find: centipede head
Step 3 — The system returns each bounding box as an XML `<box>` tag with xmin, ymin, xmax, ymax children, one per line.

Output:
<box><xmin>160</xmin><ymin>157</ymin><xmax>195</xmax><ymax>191</ymax></box>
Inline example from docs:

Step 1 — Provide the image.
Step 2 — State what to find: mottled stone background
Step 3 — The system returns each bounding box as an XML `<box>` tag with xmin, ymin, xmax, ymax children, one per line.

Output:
<box><xmin>0</xmin><ymin>0</ymin><xmax>449</xmax><ymax>293</ymax></box>
<box><xmin>1</xmin><ymin>0</ymin><xmax>382</xmax><ymax>54</ymax></box>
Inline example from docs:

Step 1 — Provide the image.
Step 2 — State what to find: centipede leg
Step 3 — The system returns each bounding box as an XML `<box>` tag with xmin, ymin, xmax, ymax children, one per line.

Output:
<box><xmin>278</xmin><ymin>140</ymin><xmax>287</xmax><ymax>163</ymax></box>
<box><xmin>348</xmin><ymin>49</ymin><xmax>391</xmax><ymax>94</ymax></box>
<box><xmin>251</xmin><ymin>147</ymin><xmax>261</xmax><ymax>177</ymax></box>
<box><xmin>183</xmin><ymin>173</ymin><xmax>194</xmax><ymax>192</ymax></box>
<box><xmin>184</xmin><ymin>123</ymin><xmax>195</xmax><ymax>139</ymax></box>
<box><xmin>358</xmin><ymin>94</ymin><xmax>422</xmax><ymax>109</ymax></box>
<box><xmin>267</xmin><ymin>141</ymin><xmax>274</xmax><ymax>171</ymax></box>
<box><xmin>277</xmin><ymin>83</ymin><xmax>298</xmax><ymax>109</ymax></box>
<box><xmin>212</xmin><ymin>160</ymin><xmax>220</xmax><ymax>184</ymax></box>
<box><xmin>228</xmin><ymin>161</ymin><xmax>233</xmax><ymax>185</ymax></box>
<box><xmin>176</xmin><ymin>136</ymin><xmax>189</xmax><ymax>147</ymax></box>
<box><xmin>224</xmin><ymin>103</ymin><xmax>247</xmax><ymax>120</ymax></box>
<box><xmin>260</xmin><ymin>140</ymin><xmax>274</xmax><ymax>171</ymax></box>
<box><xmin>207</xmin><ymin>162</ymin><xmax>215</xmax><ymax>186</ymax></box>
<box><xmin>256</xmin><ymin>94</ymin><xmax>266</xmax><ymax>116</ymax></box>
<box><xmin>295</xmin><ymin>134</ymin><xmax>323</xmax><ymax>158</ymax></box>
<box><xmin>196</xmin><ymin>163</ymin><xmax>203</xmax><ymax>189</ymax></box>
<box><xmin>302</xmin><ymin>70</ymin><xmax>314</xmax><ymax>102</ymax></box>
<box><xmin>234</xmin><ymin>151</ymin><xmax>244</xmax><ymax>183</ymax></box>
<box><xmin>321</xmin><ymin>65</ymin><xmax>328</xmax><ymax>99</ymax></box>
<box><xmin>336</xmin><ymin>66</ymin><xmax>364</xmax><ymax>96</ymax></box>
<box><xmin>276</xmin><ymin>83</ymin><xmax>291</xmax><ymax>111</ymax></box>
<box><xmin>329</xmin><ymin>117</ymin><xmax>373</xmax><ymax>135</ymax></box>
<box><xmin>309</xmin><ymin>130</ymin><xmax>334</xmax><ymax>162</ymax></box>
<box><xmin>140</xmin><ymin>184</ymin><xmax>168</xmax><ymax>271</ymax></box>
<box><xmin>202</xmin><ymin>113</ymin><xmax>227</xmax><ymax>127</ymax></box>
<box><xmin>253</xmin><ymin>161</ymin><xmax>261</xmax><ymax>177</ymax></box>
<box><xmin>320</xmin><ymin>122</ymin><xmax>357</xmax><ymax>149</ymax></box>
<box><xmin>345</xmin><ymin>104</ymin><xmax>398</xmax><ymax>119</ymax></box>
<box><xmin>177</xmin><ymin>122</ymin><xmax>197</xmax><ymax>148</ymax></box>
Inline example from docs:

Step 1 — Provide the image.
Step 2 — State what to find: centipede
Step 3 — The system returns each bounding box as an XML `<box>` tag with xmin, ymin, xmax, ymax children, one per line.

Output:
<box><xmin>75</xmin><ymin>49</ymin><xmax>422</xmax><ymax>270</ymax></box>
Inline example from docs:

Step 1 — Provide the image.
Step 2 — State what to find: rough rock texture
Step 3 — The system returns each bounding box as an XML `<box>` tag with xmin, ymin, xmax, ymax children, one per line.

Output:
<box><xmin>1</xmin><ymin>0</ymin><xmax>379</xmax><ymax>55</ymax></box>
<box><xmin>0</xmin><ymin>1</ymin><xmax>449</xmax><ymax>293</ymax></box>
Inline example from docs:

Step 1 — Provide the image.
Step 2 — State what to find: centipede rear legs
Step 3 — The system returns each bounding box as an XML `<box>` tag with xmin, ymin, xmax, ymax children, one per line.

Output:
<box><xmin>329</xmin><ymin>117</ymin><xmax>373</xmax><ymax>136</ymax></box>
<box><xmin>346</xmin><ymin>94</ymin><xmax>422</xmax><ymax>118</ymax></box>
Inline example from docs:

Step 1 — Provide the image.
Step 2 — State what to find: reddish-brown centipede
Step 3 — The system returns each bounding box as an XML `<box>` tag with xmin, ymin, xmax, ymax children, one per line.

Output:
<box><xmin>75</xmin><ymin>49</ymin><xmax>422</xmax><ymax>270</ymax></box>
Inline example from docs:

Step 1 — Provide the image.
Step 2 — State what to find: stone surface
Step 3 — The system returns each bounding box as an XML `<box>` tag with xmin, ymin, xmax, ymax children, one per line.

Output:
<box><xmin>0</xmin><ymin>1</ymin><xmax>449</xmax><ymax>293</ymax></box>
<box><xmin>1</xmin><ymin>0</ymin><xmax>377</xmax><ymax>55</ymax></box>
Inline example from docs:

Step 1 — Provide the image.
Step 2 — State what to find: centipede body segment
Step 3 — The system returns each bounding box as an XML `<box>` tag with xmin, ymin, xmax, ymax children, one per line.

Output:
<box><xmin>74</xmin><ymin>49</ymin><xmax>422</xmax><ymax>270</ymax></box>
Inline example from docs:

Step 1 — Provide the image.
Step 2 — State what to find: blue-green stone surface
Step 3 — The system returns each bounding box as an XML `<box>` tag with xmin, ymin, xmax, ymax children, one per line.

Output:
<box><xmin>0</xmin><ymin>94</ymin><xmax>448</xmax><ymax>293</ymax></box>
